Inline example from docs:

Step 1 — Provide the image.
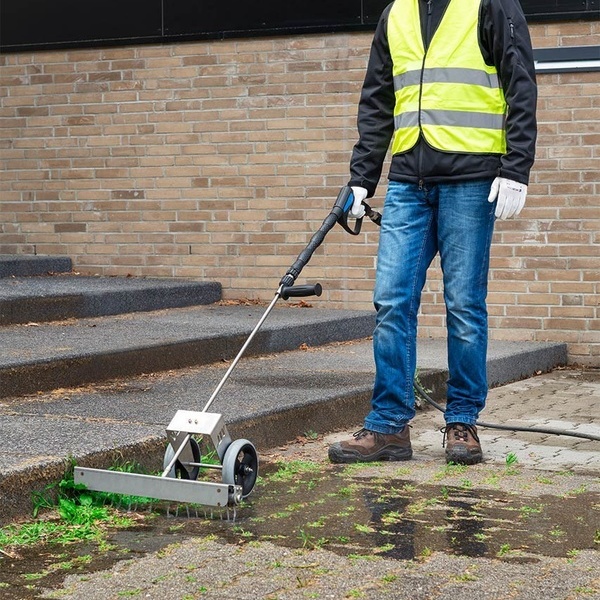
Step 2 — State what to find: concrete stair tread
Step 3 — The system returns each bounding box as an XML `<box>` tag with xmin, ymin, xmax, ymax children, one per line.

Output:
<box><xmin>0</xmin><ymin>254</ymin><xmax>72</xmax><ymax>278</ymax></box>
<box><xmin>0</xmin><ymin>304</ymin><xmax>375</xmax><ymax>365</ymax></box>
<box><xmin>0</xmin><ymin>304</ymin><xmax>376</xmax><ymax>397</ymax></box>
<box><xmin>0</xmin><ymin>275</ymin><xmax>222</xmax><ymax>324</ymax></box>
<box><xmin>0</xmin><ymin>337</ymin><xmax>566</xmax><ymax>428</ymax></box>
<box><xmin>0</xmin><ymin>275</ymin><xmax>217</xmax><ymax>298</ymax></box>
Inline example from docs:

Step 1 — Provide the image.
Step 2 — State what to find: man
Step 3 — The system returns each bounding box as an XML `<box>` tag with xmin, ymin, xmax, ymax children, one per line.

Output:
<box><xmin>328</xmin><ymin>0</ymin><xmax>537</xmax><ymax>465</ymax></box>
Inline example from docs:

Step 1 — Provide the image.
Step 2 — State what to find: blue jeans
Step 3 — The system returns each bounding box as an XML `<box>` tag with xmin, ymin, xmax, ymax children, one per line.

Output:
<box><xmin>364</xmin><ymin>179</ymin><xmax>496</xmax><ymax>434</ymax></box>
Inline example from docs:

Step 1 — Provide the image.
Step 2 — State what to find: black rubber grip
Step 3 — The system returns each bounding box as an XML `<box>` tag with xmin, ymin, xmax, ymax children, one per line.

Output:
<box><xmin>279</xmin><ymin>186</ymin><xmax>370</xmax><ymax>288</ymax></box>
<box><xmin>280</xmin><ymin>212</ymin><xmax>338</xmax><ymax>286</ymax></box>
<box><xmin>280</xmin><ymin>283</ymin><xmax>323</xmax><ymax>300</ymax></box>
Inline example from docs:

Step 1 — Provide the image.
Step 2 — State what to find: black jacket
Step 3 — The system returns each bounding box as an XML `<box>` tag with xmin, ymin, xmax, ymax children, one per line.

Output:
<box><xmin>348</xmin><ymin>0</ymin><xmax>537</xmax><ymax>195</ymax></box>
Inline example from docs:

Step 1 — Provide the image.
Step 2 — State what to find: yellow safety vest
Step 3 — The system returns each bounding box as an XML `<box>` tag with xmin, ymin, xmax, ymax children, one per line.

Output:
<box><xmin>388</xmin><ymin>0</ymin><xmax>507</xmax><ymax>155</ymax></box>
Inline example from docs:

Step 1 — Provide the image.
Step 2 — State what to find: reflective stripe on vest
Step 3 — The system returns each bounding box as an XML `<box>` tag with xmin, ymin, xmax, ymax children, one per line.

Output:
<box><xmin>388</xmin><ymin>0</ymin><xmax>507</xmax><ymax>155</ymax></box>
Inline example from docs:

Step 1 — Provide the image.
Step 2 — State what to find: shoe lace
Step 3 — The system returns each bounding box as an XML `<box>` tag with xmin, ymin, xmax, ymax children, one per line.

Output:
<box><xmin>441</xmin><ymin>423</ymin><xmax>479</xmax><ymax>447</ymax></box>
<box><xmin>352</xmin><ymin>428</ymin><xmax>373</xmax><ymax>440</ymax></box>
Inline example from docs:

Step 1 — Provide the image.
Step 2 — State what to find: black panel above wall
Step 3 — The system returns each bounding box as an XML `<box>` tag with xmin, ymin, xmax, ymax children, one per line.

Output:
<box><xmin>0</xmin><ymin>0</ymin><xmax>162</xmax><ymax>49</ymax></box>
<box><xmin>363</xmin><ymin>0</ymin><xmax>392</xmax><ymax>24</ymax></box>
<box><xmin>163</xmin><ymin>0</ymin><xmax>363</xmax><ymax>38</ymax></box>
<box><xmin>520</xmin><ymin>0</ymin><xmax>598</xmax><ymax>21</ymax></box>
<box><xmin>0</xmin><ymin>0</ymin><xmax>598</xmax><ymax>53</ymax></box>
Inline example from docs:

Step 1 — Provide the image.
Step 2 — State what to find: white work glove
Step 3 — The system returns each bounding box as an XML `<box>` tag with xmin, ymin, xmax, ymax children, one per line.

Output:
<box><xmin>487</xmin><ymin>177</ymin><xmax>527</xmax><ymax>220</ymax></box>
<box><xmin>349</xmin><ymin>186</ymin><xmax>368</xmax><ymax>219</ymax></box>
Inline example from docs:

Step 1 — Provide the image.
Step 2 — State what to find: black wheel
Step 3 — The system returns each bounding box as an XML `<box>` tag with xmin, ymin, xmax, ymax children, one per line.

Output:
<box><xmin>222</xmin><ymin>439</ymin><xmax>259</xmax><ymax>498</ymax></box>
<box><xmin>163</xmin><ymin>437</ymin><xmax>201</xmax><ymax>480</ymax></box>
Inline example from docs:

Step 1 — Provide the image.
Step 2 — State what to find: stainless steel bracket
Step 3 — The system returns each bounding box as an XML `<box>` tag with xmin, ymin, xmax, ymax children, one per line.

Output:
<box><xmin>166</xmin><ymin>410</ymin><xmax>232</xmax><ymax>462</ymax></box>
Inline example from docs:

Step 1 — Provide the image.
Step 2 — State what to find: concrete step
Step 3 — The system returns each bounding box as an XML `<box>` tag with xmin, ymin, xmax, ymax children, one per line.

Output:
<box><xmin>0</xmin><ymin>258</ymin><xmax>572</xmax><ymax>524</ymax></box>
<box><xmin>0</xmin><ymin>275</ymin><xmax>222</xmax><ymax>325</ymax></box>
<box><xmin>0</xmin><ymin>336</ymin><xmax>568</xmax><ymax>521</ymax></box>
<box><xmin>0</xmin><ymin>304</ymin><xmax>377</xmax><ymax>398</ymax></box>
<box><xmin>0</xmin><ymin>254</ymin><xmax>73</xmax><ymax>278</ymax></box>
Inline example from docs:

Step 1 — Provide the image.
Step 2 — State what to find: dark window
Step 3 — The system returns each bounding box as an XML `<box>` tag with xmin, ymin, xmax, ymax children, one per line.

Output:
<box><xmin>1</xmin><ymin>0</ymin><xmax>162</xmax><ymax>49</ymax></box>
<box><xmin>1</xmin><ymin>0</ymin><xmax>598</xmax><ymax>53</ymax></box>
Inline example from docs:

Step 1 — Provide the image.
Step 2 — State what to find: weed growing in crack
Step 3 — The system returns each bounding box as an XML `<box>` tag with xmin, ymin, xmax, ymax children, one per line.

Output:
<box><xmin>0</xmin><ymin>465</ymin><xmax>139</xmax><ymax>551</ymax></box>
<box><xmin>504</xmin><ymin>452</ymin><xmax>519</xmax><ymax>475</ymax></box>
<box><xmin>264</xmin><ymin>460</ymin><xmax>322</xmax><ymax>483</ymax></box>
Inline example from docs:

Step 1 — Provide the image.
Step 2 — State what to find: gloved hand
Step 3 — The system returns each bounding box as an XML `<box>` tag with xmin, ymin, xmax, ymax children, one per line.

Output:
<box><xmin>487</xmin><ymin>177</ymin><xmax>527</xmax><ymax>220</ymax></box>
<box><xmin>349</xmin><ymin>186</ymin><xmax>368</xmax><ymax>219</ymax></box>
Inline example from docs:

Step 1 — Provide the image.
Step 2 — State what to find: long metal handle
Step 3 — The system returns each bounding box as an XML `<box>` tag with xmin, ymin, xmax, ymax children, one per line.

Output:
<box><xmin>161</xmin><ymin>433</ymin><xmax>191</xmax><ymax>477</ymax></box>
<box><xmin>201</xmin><ymin>186</ymin><xmax>377</xmax><ymax>414</ymax></box>
<box><xmin>201</xmin><ymin>287</ymin><xmax>283</xmax><ymax>413</ymax></box>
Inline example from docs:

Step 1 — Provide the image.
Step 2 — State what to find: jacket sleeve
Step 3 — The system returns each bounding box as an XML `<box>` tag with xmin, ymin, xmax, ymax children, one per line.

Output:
<box><xmin>480</xmin><ymin>0</ymin><xmax>538</xmax><ymax>185</ymax></box>
<box><xmin>348</xmin><ymin>4</ymin><xmax>396</xmax><ymax>197</ymax></box>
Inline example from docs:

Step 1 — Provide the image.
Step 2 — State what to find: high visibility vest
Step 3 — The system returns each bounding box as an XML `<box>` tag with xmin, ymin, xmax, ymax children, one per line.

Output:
<box><xmin>388</xmin><ymin>0</ymin><xmax>507</xmax><ymax>155</ymax></box>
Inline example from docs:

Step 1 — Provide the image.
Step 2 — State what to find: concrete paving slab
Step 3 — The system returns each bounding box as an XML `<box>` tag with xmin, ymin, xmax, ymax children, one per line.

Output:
<box><xmin>326</xmin><ymin>367</ymin><xmax>600</xmax><ymax>473</ymax></box>
<box><xmin>42</xmin><ymin>537</ymin><xmax>600</xmax><ymax>600</ymax></box>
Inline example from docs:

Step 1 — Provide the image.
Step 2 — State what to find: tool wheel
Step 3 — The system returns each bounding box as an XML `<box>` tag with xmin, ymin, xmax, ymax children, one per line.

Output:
<box><xmin>163</xmin><ymin>437</ymin><xmax>201</xmax><ymax>480</ymax></box>
<box><xmin>222</xmin><ymin>439</ymin><xmax>259</xmax><ymax>498</ymax></box>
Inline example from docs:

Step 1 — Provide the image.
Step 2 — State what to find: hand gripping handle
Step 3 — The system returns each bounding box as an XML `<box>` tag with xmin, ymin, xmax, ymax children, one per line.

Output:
<box><xmin>335</xmin><ymin>185</ymin><xmax>364</xmax><ymax>236</ymax></box>
<box><xmin>279</xmin><ymin>186</ymin><xmax>364</xmax><ymax>288</ymax></box>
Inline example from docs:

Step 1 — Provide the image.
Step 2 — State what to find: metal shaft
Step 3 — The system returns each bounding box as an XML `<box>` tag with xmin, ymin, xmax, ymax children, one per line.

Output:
<box><xmin>161</xmin><ymin>433</ymin><xmax>191</xmax><ymax>477</ymax></box>
<box><xmin>201</xmin><ymin>287</ymin><xmax>283</xmax><ymax>413</ymax></box>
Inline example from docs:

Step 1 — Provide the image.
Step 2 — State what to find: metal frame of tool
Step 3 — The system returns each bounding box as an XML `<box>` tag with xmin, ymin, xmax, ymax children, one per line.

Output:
<box><xmin>75</xmin><ymin>410</ymin><xmax>247</xmax><ymax>508</ymax></box>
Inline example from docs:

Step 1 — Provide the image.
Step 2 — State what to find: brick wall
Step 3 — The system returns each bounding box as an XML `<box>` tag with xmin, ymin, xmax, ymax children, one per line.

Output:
<box><xmin>1</xmin><ymin>21</ymin><xmax>599</xmax><ymax>365</ymax></box>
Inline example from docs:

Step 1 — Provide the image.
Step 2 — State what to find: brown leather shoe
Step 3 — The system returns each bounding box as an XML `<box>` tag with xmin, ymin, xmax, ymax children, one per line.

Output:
<box><xmin>328</xmin><ymin>426</ymin><xmax>412</xmax><ymax>464</ymax></box>
<box><xmin>442</xmin><ymin>423</ymin><xmax>483</xmax><ymax>465</ymax></box>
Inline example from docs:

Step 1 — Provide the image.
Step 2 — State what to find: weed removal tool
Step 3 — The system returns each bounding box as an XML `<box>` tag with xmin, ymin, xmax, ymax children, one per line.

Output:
<box><xmin>74</xmin><ymin>187</ymin><xmax>379</xmax><ymax>511</ymax></box>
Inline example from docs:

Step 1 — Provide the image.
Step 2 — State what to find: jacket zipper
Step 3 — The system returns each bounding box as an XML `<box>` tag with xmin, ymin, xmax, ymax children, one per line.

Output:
<box><xmin>418</xmin><ymin>0</ymin><xmax>433</xmax><ymax>189</ymax></box>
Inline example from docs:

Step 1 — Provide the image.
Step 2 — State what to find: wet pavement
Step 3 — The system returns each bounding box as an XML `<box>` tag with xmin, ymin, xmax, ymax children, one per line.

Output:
<box><xmin>1</xmin><ymin>367</ymin><xmax>599</xmax><ymax>599</ymax></box>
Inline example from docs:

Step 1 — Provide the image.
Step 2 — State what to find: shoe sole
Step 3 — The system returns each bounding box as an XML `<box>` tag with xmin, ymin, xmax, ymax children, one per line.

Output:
<box><xmin>328</xmin><ymin>445</ymin><xmax>413</xmax><ymax>464</ymax></box>
<box><xmin>445</xmin><ymin>448</ymin><xmax>483</xmax><ymax>465</ymax></box>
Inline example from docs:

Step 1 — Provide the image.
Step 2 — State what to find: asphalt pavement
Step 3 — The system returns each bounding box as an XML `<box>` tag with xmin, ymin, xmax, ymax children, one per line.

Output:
<box><xmin>34</xmin><ymin>367</ymin><xmax>600</xmax><ymax>600</ymax></box>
